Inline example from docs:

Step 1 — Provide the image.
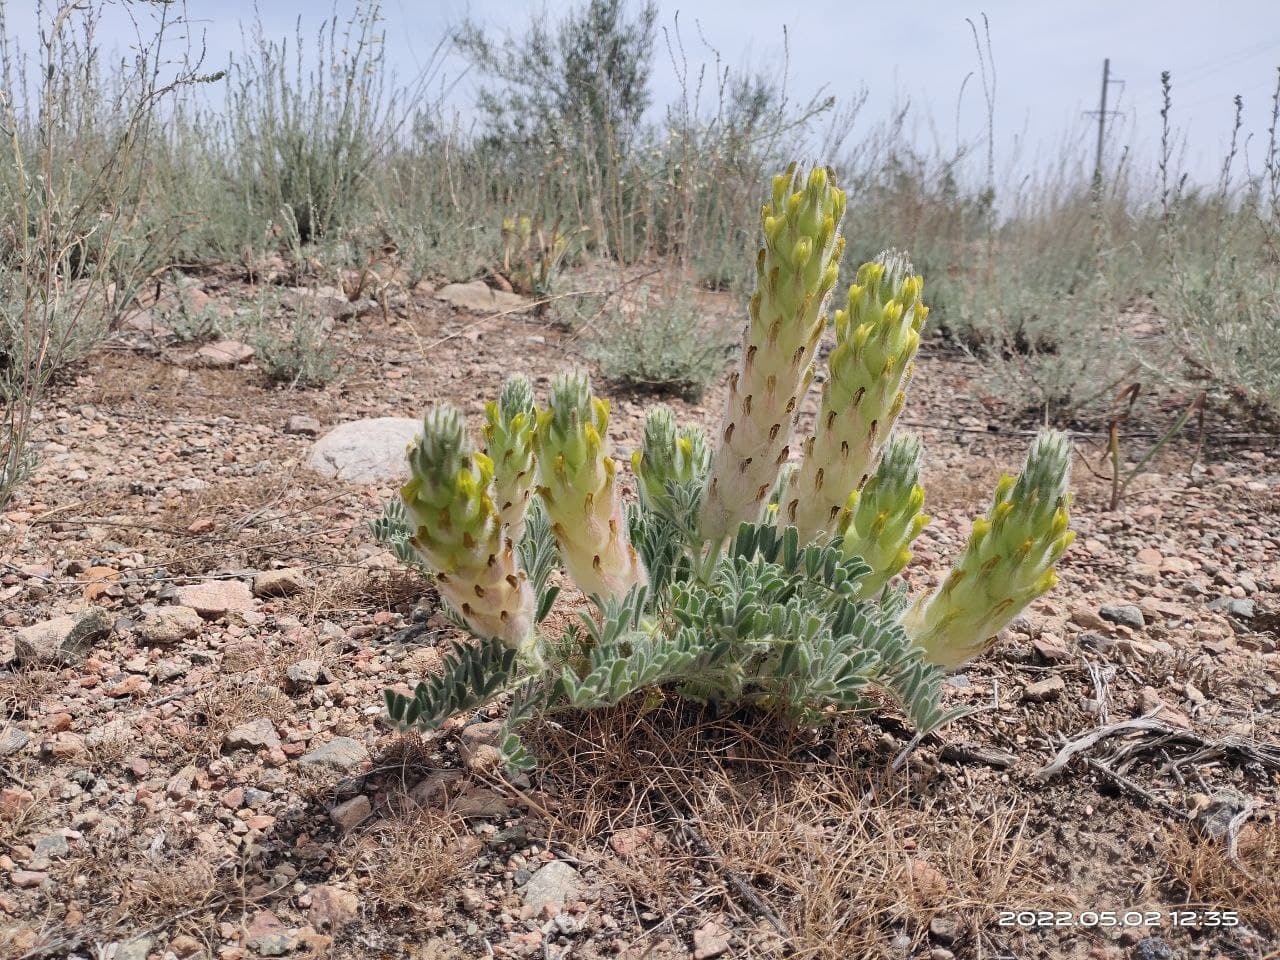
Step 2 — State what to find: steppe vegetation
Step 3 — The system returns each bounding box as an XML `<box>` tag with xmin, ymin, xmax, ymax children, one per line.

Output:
<box><xmin>1</xmin><ymin>2</ymin><xmax>1277</xmax><ymax>959</ymax></box>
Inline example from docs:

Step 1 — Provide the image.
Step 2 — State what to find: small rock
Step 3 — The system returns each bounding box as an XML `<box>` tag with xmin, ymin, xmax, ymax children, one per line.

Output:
<box><xmin>169</xmin><ymin>934</ymin><xmax>203</xmax><ymax>957</ymax></box>
<box><xmin>193</xmin><ymin>339</ymin><xmax>254</xmax><ymax>368</ymax></box>
<box><xmin>1032</xmin><ymin>636</ymin><xmax>1070</xmax><ymax>663</ymax></box>
<box><xmin>692</xmin><ymin>920</ymin><xmax>732</xmax><ymax>959</ymax></box>
<box><xmin>0</xmin><ymin>725</ymin><xmax>31</xmax><ymax>757</ymax></box>
<box><xmin>253</xmin><ymin>568</ymin><xmax>313</xmax><ymax>598</ymax></box>
<box><xmin>460</xmin><ymin>721</ymin><xmax>504</xmax><ymax>773</ymax></box>
<box><xmin>435</xmin><ymin>280</ymin><xmax>530</xmax><ymax>314</ymax></box>
<box><xmin>929</xmin><ymin>915</ymin><xmax>961</xmax><ymax>944</ymax></box>
<box><xmin>223</xmin><ymin>718</ymin><xmax>281</xmax><ymax>753</ymax></box>
<box><xmin>167</xmin><ymin>764</ymin><xmax>198</xmax><ymax>799</ymax></box>
<box><xmin>1023</xmin><ymin>675</ymin><xmax>1065</xmax><ymax>702</ymax></box>
<box><xmin>285</xmin><ymin>659</ymin><xmax>324</xmax><ymax>691</ymax></box>
<box><xmin>28</xmin><ymin>833</ymin><xmax>69</xmax><ymax>869</ymax></box>
<box><xmin>520</xmin><ymin>860</ymin><xmax>584</xmax><ymax>911</ymax></box>
<box><xmin>609</xmin><ymin>826</ymin><xmax>655</xmax><ymax>860</ymax></box>
<box><xmin>330</xmin><ymin>795</ymin><xmax>371</xmax><ymax>832</ymax></box>
<box><xmin>930</xmin><ymin>951</ymin><xmax>956</xmax><ymax>960</ymax></box>
<box><xmin>308</xmin><ymin>417</ymin><xmax>422</xmax><ymax>484</ymax></box>
<box><xmin>11</xmin><ymin>870</ymin><xmax>48</xmax><ymax>889</ymax></box>
<box><xmin>245</xmin><ymin>910</ymin><xmax>297</xmax><ymax>957</ymax></box>
<box><xmin>452</xmin><ymin>786</ymin><xmax>513</xmax><ymax>819</ymax></box>
<box><xmin>1071</xmin><ymin>606</ymin><xmax>1108</xmax><ymax>630</ymax></box>
<box><xmin>15</xmin><ymin>608</ymin><xmax>113</xmax><ymax>665</ymax></box>
<box><xmin>137</xmin><ymin>606</ymin><xmax>203</xmax><ymax>645</ymax></box>
<box><xmin>1131</xmin><ymin>938</ymin><xmax>1174</xmax><ymax>960</ymax></box>
<box><xmin>285</xmin><ymin>415</ymin><xmax>322</xmax><ymax>437</ymax></box>
<box><xmin>1193</xmin><ymin>790</ymin><xmax>1250</xmax><ymax>842</ymax></box>
<box><xmin>308</xmin><ymin>884</ymin><xmax>359</xmax><ymax>931</ymax></box>
<box><xmin>174</xmin><ymin>579</ymin><xmax>254</xmax><ymax>618</ymax></box>
<box><xmin>1209</xmin><ymin>596</ymin><xmax>1255</xmax><ymax>621</ymax></box>
<box><xmin>113</xmin><ymin>937</ymin><xmax>154</xmax><ymax>960</ymax></box>
<box><xmin>1099</xmin><ymin>604</ymin><xmax>1145</xmax><ymax>629</ymax></box>
<box><xmin>908</xmin><ymin>859</ymin><xmax>947</xmax><ymax>899</ymax></box>
<box><xmin>298</xmin><ymin>737</ymin><xmax>368</xmax><ymax>775</ymax></box>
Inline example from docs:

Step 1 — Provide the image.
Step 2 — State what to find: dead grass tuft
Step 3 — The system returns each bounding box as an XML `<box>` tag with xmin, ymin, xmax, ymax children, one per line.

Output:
<box><xmin>1</xmin><ymin>663</ymin><xmax>65</xmax><ymax>719</ymax></box>
<box><xmin>1163</xmin><ymin>819</ymin><xmax>1280</xmax><ymax>936</ymax></box>
<box><xmin>530</xmin><ymin>701</ymin><xmax>1055</xmax><ymax>957</ymax></box>
<box><xmin>180</xmin><ymin>677</ymin><xmax>293</xmax><ymax>758</ymax></box>
<box><xmin>309</xmin><ymin>567</ymin><xmax>428</xmax><ymax>619</ymax></box>
<box><xmin>336</xmin><ymin>808</ymin><xmax>474</xmax><ymax>915</ymax></box>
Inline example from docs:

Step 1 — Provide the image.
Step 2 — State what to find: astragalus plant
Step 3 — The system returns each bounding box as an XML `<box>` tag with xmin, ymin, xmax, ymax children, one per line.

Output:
<box><xmin>374</xmin><ymin>163</ymin><xmax>1073</xmax><ymax>771</ymax></box>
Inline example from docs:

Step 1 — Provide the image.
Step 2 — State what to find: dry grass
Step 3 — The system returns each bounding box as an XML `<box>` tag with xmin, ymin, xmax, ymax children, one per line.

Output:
<box><xmin>336</xmin><ymin>808</ymin><xmax>475</xmax><ymax>915</ymax></box>
<box><xmin>1163</xmin><ymin>819</ymin><xmax>1280</xmax><ymax>937</ymax></box>
<box><xmin>293</xmin><ymin>566</ymin><xmax>427</xmax><ymax>621</ymax></box>
<box><xmin>0</xmin><ymin>663</ymin><xmax>64</xmax><ymax>719</ymax></box>
<box><xmin>528</xmin><ymin>701</ymin><xmax>1057</xmax><ymax>958</ymax></box>
<box><xmin>179</xmin><ymin>675</ymin><xmax>293</xmax><ymax>759</ymax></box>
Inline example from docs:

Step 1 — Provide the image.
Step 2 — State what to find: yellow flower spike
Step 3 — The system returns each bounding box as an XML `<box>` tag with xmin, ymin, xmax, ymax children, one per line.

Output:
<box><xmin>780</xmin><ymin>250</ymin><xmax>928</xmax><ymax>544</ymax></box>
<box><xmin>700</xmin><ymin>163</ymin><xmax>848</xmax><ymax>543</ymax></box>
<box><xmin>400</xmin><ymin>405</ymin><xmax>533</xmax><ymax>649</ymax></box>
<box><xmin>904</xmin><ymin>431</ymin><xmax>1075</xmax><ymax>670</ymax></box>
<box><xmin>836</xmin><ymin>432</ymin><xmax>930</xmax><ymax>600</ymax></box>
<box><xmin>535</xmin><ymin>370</ymin><xmax>646</xmax><ymax>603</ymax></box>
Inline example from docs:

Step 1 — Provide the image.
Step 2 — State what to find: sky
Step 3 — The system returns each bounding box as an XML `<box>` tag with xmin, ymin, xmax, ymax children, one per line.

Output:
<box><xmin>10</xmin><ymin>0</ymin><xmax>1280</xmax><ymax>193</ymax></box>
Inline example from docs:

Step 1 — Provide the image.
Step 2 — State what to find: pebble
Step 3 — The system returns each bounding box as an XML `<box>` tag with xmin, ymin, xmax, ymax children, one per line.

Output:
<box><xmin>223</xmin><ymin>718</ymin><xmax>282</xmax><ymax>752</ymax></box>
<box><xmin>137</xmin><ymin>606</ymin><xmax>204</xmax><ymax>645</ymax></box>
<box><xmin>253</xmin><ymin>568</ymin><xmax>314</xmax><ymax>598</ymax></box>
<box><xmin>1023</xmin><ymin>675</ymin><xmax>1065</xmax><ymax>702</ymax></box>
<box><xmin>1099</xmin><ymin>604</ymin><xmax>1145</xmax><ymax>629</ymax></box>
<box><xmin>329</xmin><ymin>795</ymin><xmax>371</xmax><ymax>832</ymax></box>
<box><xmin>15</xmin><ymin>608</ymin><xmax>113</xmax><ymax>665</ymax></box>
<box><xmin>285</xmin><ymin>415</ymin><xmax>322</xmax><ymax>437</ymax></box>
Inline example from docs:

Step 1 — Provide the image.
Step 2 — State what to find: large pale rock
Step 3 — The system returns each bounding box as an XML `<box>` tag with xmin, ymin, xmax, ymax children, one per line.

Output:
<box><xmin>520</xmin><ymin>860</ymin><xmax>584</xmax><ymax>910</ymax></box>
<box><xmin>298</xmin><ymin>737</ymin><xmax>368</xmax><ymax>775</ymax></box>
<box><xmin>435</xmin><ymin>281</ymin><xmax>530</xmax><ymax>314</ymax></box>
<box><xmin>137</xmin><ymin>606</ymin><xmax>203</xmax><ymax>645</ymax></box>
<box><xmin>174</xmin><ymin>580</ymin><xmax>254</xmax><ymax>618</ymax></box>
<box><xmin>308</xmin><ymin>417</ymin><xmax>421</xmax><ymax>484</ymax></box>
<box><xmin>15</xmin><ymin>609</ymin><xmax>113</xmax><ymax>665</ymax></box>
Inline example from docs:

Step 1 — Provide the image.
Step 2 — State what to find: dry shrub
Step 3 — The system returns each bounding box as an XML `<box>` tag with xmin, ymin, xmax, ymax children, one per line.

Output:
<box><xmin>337</xmin><ymin>809</ymin><xmax>474</xmax><ymax>914</ymax></box>
<box><xmin>1163</xmin><ymin>819</ymin><xmax>1280</xmax><ymax>937</ymax></box>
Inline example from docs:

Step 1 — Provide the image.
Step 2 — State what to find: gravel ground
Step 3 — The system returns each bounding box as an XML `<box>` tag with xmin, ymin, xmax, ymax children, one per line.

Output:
<box><xmin>1</xmin><ymin>271</ymin><xmax>1277</xmax><ymax>960</ymax></box>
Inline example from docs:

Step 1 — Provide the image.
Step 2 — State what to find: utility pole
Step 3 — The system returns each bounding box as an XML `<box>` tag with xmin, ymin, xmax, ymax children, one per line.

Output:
<box><xmin>1086</xmin><ymin>58</ymin><xmax>1124</xmax><ymax>190</ymax></box>
<box><xmin>1095</xmin><ymin>58</ymin><xmax>1110</xmax><ymax>184</ymax></box>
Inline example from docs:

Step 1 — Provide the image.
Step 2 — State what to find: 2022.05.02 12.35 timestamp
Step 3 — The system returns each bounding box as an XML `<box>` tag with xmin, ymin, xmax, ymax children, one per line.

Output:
<box><xmin>998</xmin><ymin>911</ymin><xmax>1240</xmax><ymax>928</ymax></box>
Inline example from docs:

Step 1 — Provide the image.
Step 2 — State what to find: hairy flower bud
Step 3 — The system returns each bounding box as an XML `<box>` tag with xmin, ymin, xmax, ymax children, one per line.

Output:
<box><xmin>903</xmin><ymin>430</ymin><xmax>1075</xmax><ymax>669</ymax></box>
<box><xmin>782</xmin><ymin>251</ymin><xmax>926</xmax><ymax>543</ymax></box>
<box><xmin>535</xmin><ymin>371</ymin><xmax>647</xmax><ymax>602</ymax></box>
<box><xmin>401</xmin><ymin>406</ymin><xmax>533</xmax><ymax>648</ymax></box>
<box><xmin>483</xmin><ymin>375</ymin><xmax>538</xmax><ymax>544</ymax></box>
<box><xmin>631</xmin><ymin>405</ymin><xmax>710</xmax><ymax>519</ymax></box>
<box><xmin>700</xmin><ymin>163</ymin><xmax>847</xmax><ymax>543</ymax></box>
<box><xmin>837</xmin><ymin>431</ymin><xmax>929</xmax><ymax>599</ymax></box>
